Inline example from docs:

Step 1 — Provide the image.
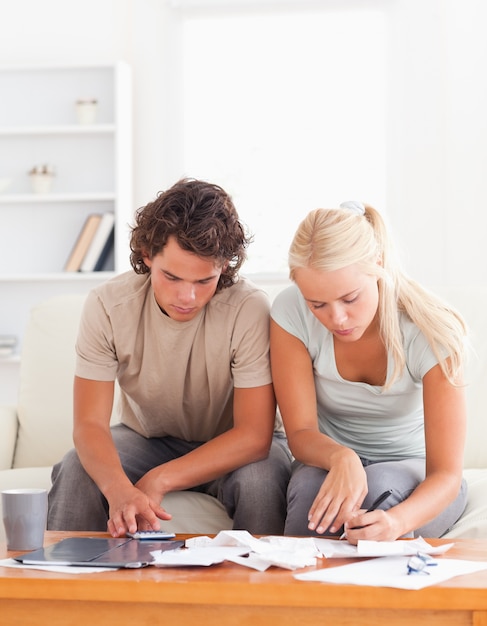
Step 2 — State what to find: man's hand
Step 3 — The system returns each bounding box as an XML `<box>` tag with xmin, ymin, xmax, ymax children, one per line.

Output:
<box><xmin>106</xmin><ymin>483</ymin><xmax>171</xmax><ymax>537</ymax></box>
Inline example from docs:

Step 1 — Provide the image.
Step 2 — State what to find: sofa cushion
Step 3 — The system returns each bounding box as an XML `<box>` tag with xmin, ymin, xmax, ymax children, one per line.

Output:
<box><xmin>13</xmin><ymin>295</ymin><xmax>86</xmax><ymax>469</ymax></box>
<box><xmin>443</xmin><ymin>469</ymin><xmax>487</xmax><ymax>538</ymax></box>
<box><xmin>161</xmin><ymin>491</ymin><xmax>233</xmax><ymax>534</ymax></box>
<box><xmin>435</xmin><ymin>285</ymin><xmax>487</xmax><ymax>469</ymax></box>
<box><xmin>0</xmin><ymin>405</ymin><xmax>17</xmax><ymax>470</ymax></box>
<box><xmin>0</xmin><ymin>466</ymin><xmax>53</xmax><ymax>493</ymax></box>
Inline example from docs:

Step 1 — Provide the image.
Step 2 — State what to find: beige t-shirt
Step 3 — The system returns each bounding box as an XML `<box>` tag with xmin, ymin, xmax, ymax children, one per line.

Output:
<box><xmin>75</xmin><ymin>271</ymin><xmax>274</xmax><ymax>441</ymax></box>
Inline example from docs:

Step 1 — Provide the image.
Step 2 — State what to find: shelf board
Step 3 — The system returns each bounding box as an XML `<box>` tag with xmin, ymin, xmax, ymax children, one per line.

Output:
<box><xmin>0</xmin><ymin>192</ymin><xmax>115</xmax><ymax>203</ymax></box>
<box><xmin>0</xmin><ymin>354</ymin><xmax>21</xmax><ymax>364</ymax></box>
<box><xmin>0</xmin><ymin>271</ymin><xmax>116</xmax><ymax>282</ymax></box>
<box><xmin>0</xmin><ymin>124</ymin><xmax>115</xmax><ymax>135</ymax></box>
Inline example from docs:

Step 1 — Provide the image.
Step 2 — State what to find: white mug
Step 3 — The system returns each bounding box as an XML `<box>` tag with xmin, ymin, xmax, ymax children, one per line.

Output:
<box><xmin>2</xmin><ymin>488</ymin><xmax>48</xmax><ymax>551</ymax></box>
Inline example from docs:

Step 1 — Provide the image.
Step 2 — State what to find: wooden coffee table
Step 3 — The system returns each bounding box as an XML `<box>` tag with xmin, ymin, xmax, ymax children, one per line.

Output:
<box><xmin>1</xmin><ymin>532</ymin><xmax>487</xmax><ymax>626</ymax></box>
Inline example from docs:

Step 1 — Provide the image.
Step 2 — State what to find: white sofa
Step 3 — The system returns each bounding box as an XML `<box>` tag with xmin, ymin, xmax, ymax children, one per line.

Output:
<box><xmin>1</xmin><ymin>283</ymin><xmax>486</xmax><ymax>542</ymax></box>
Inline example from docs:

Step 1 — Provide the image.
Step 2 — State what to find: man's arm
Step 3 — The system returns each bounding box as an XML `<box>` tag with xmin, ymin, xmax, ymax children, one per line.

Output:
<box><xmin>134</xmin><ymin>383</ymin><xmax>276</xmax><ymax>501</ymax></box>
<box><xmin>73</xmin><ymin>376</ymin><xmax>171</xmax><ymax>536</ymax></box>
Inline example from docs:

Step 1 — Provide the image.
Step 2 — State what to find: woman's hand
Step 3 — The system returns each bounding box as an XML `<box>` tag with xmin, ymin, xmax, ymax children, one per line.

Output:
<box><xmin>307</xmin><ymin>448</ymin><xmax>368</xmax><ymax>534</ymax></box>
<box><xmin>342</xmin><ymin>507</ymin><xmax>402</xmax><ymax>544</ymax></box>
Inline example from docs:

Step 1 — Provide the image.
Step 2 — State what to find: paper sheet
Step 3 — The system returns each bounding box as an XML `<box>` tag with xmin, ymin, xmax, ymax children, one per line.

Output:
<box><xmin>356</xmin><ymin>538</ymin><xmax>454</xmax><ymax>557</ymax></box>
<box><xmin>0</xmin><ymin>557</ymin><xmax>116</xmax><ymax>574</ymax></box>
<box><xmin>294</xmin><ymin>556</ymin><xmax>487</xmax><ymax>590</ymax></box>
<box><xmin>313</xmin><ymin>536</ymin><xmax>454</xmax><ymax>558</ymax></box>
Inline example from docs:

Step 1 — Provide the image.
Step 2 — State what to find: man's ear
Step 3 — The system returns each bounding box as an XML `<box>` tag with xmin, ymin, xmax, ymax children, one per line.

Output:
<box><xmin>142</xmin><ymin>253</ymin><xmax>152</xmax><ymax>269</ymax></box>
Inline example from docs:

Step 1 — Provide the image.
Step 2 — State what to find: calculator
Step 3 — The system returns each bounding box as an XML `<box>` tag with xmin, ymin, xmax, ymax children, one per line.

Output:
<box><xmin>126</xmin><ymin>530</ymin><xmax>176</xmax><ymax>540</ymax></box>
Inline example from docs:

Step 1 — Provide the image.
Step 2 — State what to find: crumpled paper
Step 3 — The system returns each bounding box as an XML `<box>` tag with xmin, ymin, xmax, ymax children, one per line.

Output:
<box><xmin>154</xmin><ymin>530</ymin><xmax>320</xmax><ymax>570</ymax></box>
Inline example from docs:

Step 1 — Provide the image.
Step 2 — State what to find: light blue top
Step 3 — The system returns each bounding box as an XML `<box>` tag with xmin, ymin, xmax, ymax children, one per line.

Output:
<box><xmin>271</xmin><ymin>285</ymin><xmax>440</xmax><ymax>461</ymax></box>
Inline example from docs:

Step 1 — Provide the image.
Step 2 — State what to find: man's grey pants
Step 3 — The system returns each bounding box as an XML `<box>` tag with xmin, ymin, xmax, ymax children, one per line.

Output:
<box><xmin>48</xmin><ymin>424</ymin><xmax>292</xmax><ymax>535</ymax></box>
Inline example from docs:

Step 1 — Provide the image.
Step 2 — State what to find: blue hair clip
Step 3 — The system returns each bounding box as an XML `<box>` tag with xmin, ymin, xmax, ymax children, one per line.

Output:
<box><xmin>339</xmin><ymin>201</ymin><xmax>365</xmax><ymax>215</ymax></box>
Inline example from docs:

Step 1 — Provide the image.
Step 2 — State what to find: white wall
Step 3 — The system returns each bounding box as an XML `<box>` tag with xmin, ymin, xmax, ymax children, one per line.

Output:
<box><xmin>1</xmin><ymin>0</ymin><xmax>485</xmax><ymax>289</ymax></box>
<box><xmin>386</xmin><ymin>0</ymin><xmax>487</xmax><ymax>289</ymax></box>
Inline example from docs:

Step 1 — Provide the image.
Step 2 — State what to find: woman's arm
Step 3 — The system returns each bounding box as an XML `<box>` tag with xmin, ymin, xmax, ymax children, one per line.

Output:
<box><xmin>270</xmin><ymin>319</ymin><xmax>367</xmax><ymax>533</ymax></box>
<box><xmin>345</xmin><ymin>362</ymin><xmax>467</xmax><ymax>541</ymax></box>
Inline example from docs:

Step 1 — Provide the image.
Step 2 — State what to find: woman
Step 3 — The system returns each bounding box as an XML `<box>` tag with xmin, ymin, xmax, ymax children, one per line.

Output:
<box><xmin>270</xmin><ymin>201</ymin><xmax>468</xmax><ymax>541</ymax></box>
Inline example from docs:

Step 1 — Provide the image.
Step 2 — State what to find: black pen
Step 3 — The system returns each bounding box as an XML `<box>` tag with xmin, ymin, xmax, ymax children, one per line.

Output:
<box><xmin>339</xmin><ymin>489</ymin><xmax>393</xmax><ymax>540</ymax></box>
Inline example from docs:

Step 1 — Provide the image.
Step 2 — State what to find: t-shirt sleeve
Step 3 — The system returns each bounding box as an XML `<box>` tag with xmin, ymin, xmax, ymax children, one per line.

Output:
<box><xmin>75</xmin><ymin>289</ymin><xmax>119</xmax><ymax>381</ymax></box>
<box><xmin>403</xmin><ymin>317</ymin><xmax>441</xmax><ymax>381</ymax></box>
<box><xmin>271</xmin><ymin>284</ymin><xmax>310</xmax><ymax>346</ymax></box>
<box><xmin>230</xmin><ymin>288</ymin><xmax>273</xmax><ymax>388</ymax></box>
<box><xmin>406</xmin><ymin>330</ymin><xmax>438</xmax><ymax>380</ymax></box>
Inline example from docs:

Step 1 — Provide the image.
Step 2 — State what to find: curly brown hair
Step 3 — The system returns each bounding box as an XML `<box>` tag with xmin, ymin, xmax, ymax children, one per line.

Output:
<box><xmin>130</xmin><ymin>178</ymin><xmax>251</xmax><ymax>291</ymax></box>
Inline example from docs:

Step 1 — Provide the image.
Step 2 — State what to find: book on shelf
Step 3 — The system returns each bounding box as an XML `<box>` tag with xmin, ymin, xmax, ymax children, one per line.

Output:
<box><xmin>80</xmin><ymin>211</ymin><xmax>115</xmax><ymax>272</ymax></box>
<box><xmin>0</xmin><ymin>334</ymin><xmax>18</xmax><ymax>358</ymax></box>
<box><xmin>64</xmin><ymin>213</ymin><xmax>103</xmax><ymax>272</ymax></box>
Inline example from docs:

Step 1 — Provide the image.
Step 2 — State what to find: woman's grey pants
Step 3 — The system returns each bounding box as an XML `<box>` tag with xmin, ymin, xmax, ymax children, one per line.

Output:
<box><xmin>284</xmin><ymin>458</ymin><xmax>468</xmax><ymax>537</ymax></box>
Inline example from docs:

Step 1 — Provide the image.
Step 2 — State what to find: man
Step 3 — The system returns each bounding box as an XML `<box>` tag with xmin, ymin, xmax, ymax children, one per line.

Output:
<box><xmin>48</xmin><ymin>178</ymin><xmax>291</xmax><ymax>536</ymax></box>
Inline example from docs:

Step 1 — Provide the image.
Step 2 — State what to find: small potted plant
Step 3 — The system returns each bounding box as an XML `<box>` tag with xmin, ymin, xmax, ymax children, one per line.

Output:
<box><xmin>28</xmin><ymin>164</ymin><xmax>55</xmax><ymax>194</ymax></box>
